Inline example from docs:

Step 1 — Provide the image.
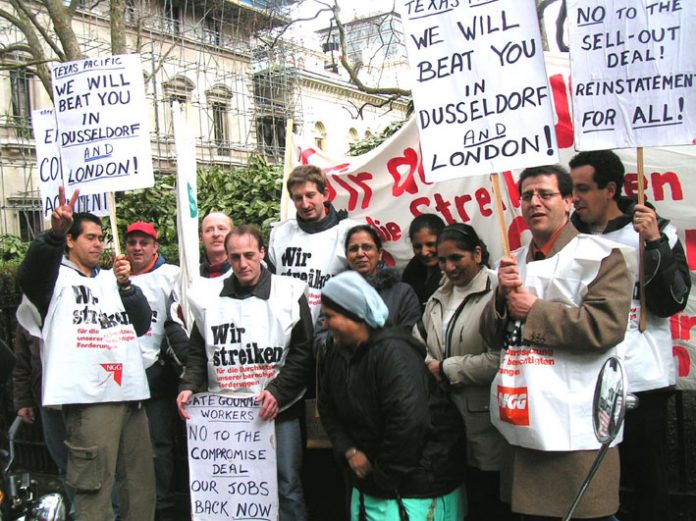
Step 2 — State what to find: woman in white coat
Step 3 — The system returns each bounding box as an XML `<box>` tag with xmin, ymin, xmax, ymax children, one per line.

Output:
<box><xmin>414</xmin><ymin>223</ymin><xmax>511</xmax><ymax>521</ymax></box>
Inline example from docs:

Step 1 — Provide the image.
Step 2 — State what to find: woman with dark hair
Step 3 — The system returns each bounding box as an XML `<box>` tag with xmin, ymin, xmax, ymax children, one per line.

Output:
<box><xmin>413</xmin><ymin>223</ymin><xmax>511</xmax><ymax>521</ymax></box>
<box><xmin>319</xmin><ymin>271</ymin><xmax>467</xmax><ymax>521</ymax></box>
<box><xmin>343</xmin><ymin>224</ymin><xmax>421</xmax><ymax>330</ymax></box>
<box><xmin>402</xmin><ymin>214</ymin><xmax>446</xmax><ymax>309</ymax></box>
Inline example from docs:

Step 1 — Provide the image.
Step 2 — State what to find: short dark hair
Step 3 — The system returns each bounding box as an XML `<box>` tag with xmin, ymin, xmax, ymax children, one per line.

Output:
<box><xmin>437</xmin><ymin>223</ymin><xmax>490</xmax><ymax>268</ymax></box>
<box><xmin>286</xmin><ymin>165</ymin><xmax>327</xmax><ymax>194</ymax></box>
<box><xmin>225</xmin><ymin>225</ymin><xmax>265</xmax><ymax>253</ymax></box>
<box><xmin>344</xmin><ymin>224</ymin><xmax>382</xmax><ymax>252</ymax></box>
<box><xmin>67</xmin><ymin>213</ymin><xmax>102</xmax><ymax>241</ymax></box>
<box><xmin>408</xmin><ymin>214</ymin><xmax>445</xmax><ymax>241</ymax></box>
<box><xmin>569</xmin><ymin>150</ymin><xmax>625</xmax><ymax>200</ymax></box>
<box><xmin>518</xmin><ymin>164</ymin><xmax>573</xmax><ymax>197</ymax></box>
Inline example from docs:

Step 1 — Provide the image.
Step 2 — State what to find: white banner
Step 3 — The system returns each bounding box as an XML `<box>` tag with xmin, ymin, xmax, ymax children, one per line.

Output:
<box><xmin>32</xmin><ymin>108</ymin><xmax>109</xmax><ymax>218</ymax></box>
<box><xmin>567</xmin><ymin>0</ymin><xmax>696</xmax><ymax>149</ymax></box>
<box><xmin>397</xmin><ymin>0</ymin><xmax>558</xmax><ymax>181</ymax></box>
<box><xmin>289</xmin><ymin>52</ymin><xmax>696</xmax><ymax>389</ymax></box>
<box><xmin>186</xmin><ymin>394</ymin><xmax>278</xmax><ymax>521</ymax></box>
<box><xmin>50</xmin><ymin>54</ymin><xmax>154</xmax><ymax>195</ymax></box>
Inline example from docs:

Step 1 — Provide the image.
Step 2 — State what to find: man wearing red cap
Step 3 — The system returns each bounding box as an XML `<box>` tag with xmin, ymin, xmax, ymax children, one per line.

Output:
<box><xmin>125</xmin><ymin>221</ymin><xmax>189</xmax><ymax>521</ymax></box>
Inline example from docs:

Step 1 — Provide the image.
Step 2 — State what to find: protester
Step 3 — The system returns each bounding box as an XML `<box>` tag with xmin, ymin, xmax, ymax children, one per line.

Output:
<box><xmin>268</xmin><ymin>165</ymin><xmax>358</xmax><ymax>322</ymax></box>
<box><xmin>18</xmin><ymin>188</ymin><xmax>155</xmax><ymax>521</ymax></box>
<box><xmin>125</xmin><ymin>221</ymin><xmax>190</xmax><ymax>521</ymax></box>
<box><xmin>480</xmin><ymin>165</ymin><xmax>634</xmax><ymax>520</ymax></box>
<box><xmin>569</xmin><ymin>150</ymin><xmax>691</xmax><ymax>521</ymax></box>
<box><xmin>176</xmin><ymin>225</ymin><xmax>314</xmax><ymax>521</ymax></box>
<box><xmin>344</xmin><ymin>224</ymin><xmax>421</xmax><ymax>329</ymax></box>
<box><xmin>318</xmin><ymin>270</ymin><xmax>467</xmax><ymax>521</ymax></box>
<box><xmin>402</xmin><ymin>214</ymin><xmax>445</xmax><ymax>309</ymax></box>
<box><xmin>198</xmin><ymin>211</ymin><xmax>233</xmax><ymax>279</ymax></box>
<box><xmin>413</xmin><ymin>223</ymin><xmax>510</xmax><ymax>521</ymax></box>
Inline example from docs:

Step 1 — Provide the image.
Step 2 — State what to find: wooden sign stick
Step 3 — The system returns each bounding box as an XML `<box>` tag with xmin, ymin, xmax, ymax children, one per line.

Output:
<box><xmin>637</xmin><ymin>147</ymin><xmax>647</xmax><ymax>332</ymax></box>
<box><xmin>490</xmin><ymin>172</ymin><xmax>511</xmax><ymax>258</ymax></box>
<box><xmin>108</xmin><ymin>192</ymin><xmax>121</xmax><ymax>257</ymax></box>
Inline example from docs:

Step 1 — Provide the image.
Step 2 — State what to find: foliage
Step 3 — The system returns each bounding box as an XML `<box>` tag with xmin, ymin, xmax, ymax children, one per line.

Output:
<box><xmin>111</xmin><ymin>154</ymin><xmax>282</xmax><ymax>263</ymax></box>
<box><xmin>0</xmin><ymin>234</ymin><xmax>29</xmax><ymax>264</ymax></box>
<box><xmin>347</xmin><ymin>119</ymin><xmax>406</xmax><ymax>157</ymax></box>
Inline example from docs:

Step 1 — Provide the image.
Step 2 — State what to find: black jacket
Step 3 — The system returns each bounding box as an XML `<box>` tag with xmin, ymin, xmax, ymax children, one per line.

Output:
<box><xmin>402</xmin><ymin>256</ymin><xmax>443</xmax><ymax>311</ymax></box>
<box><xmin>571</xmin><ymin>196</ymin><xmax>690</xmax><ymax>317</ymax></box>
<box><xmin>318</xmin><ymin>328</ymin><xmax>465</xmax><ymax>499</ymax></box>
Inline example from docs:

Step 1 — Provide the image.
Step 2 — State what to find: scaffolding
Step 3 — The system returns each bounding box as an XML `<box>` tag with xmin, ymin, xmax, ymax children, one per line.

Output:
<box><xmin>0</xmin><ymin>0</ymin><xmax>308</xmax><ymax>236</ymax></box>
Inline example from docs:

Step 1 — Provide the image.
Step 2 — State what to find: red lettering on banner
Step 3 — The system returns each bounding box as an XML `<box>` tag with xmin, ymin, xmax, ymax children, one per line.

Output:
<box><xmin>100</xmin><ymin>363</ymin><xmax>123</xmax><ymax>385</ymax></box>
<box><xmin>672</xmin><ymin>312</ymin><xmax>696</xmax><ymax>341</ymax></box>
<box><xmin>410</xmin><ymin>197</ymin><xmax>430</xmax><ymax>216</ymax></box>
<box><xmin>503</xmin><ymin>171</ymin><xmax>521</xmax><ymax>208</ymax></box>
<box><xmin>434</xmin><ymin>193</ymin><xmax>456</xmax><ymax>224</ymax></box>
<box><xmin>497</xmin><ymin>385</ymin><xmax>530</xmax><ymax>426</ymax></box>
<box><xmin>475</xmin><ymin>187</ymin><xmax>493</xmax><ymax>217</ymax></box>
<box><xmin>366</xmin><ymin>216</ymin><xmax>402</xmax><ymax>243</ymax></box>
<box><xmin>454</xmin><ymin>194</ymin><xmax>473</xmax><ymax>222</ymax></box>
<box><xmin>674</xmin><ymin>345</ymin><xmax>691</xmax><ymax>378</ymax></box>
<box><xmin>624</xmin><ymin>172</ymin><xmax>684</xmax><ymax>201</ymax></box>
<box><xmin>549</xmin><ymin>74</ymin><xmax>574</xmax><ymax>149</ymax></box>
<box><xmin>386</xmin><ymin>147</ymin><xmax>430</xmax><ymax>197</ymax></box>
<box><xmin>508</xmin><ymin>215</ymin><xmax>528</xmax><ymax>252</ymax></box>
<box><xmin>685</xmin><ymin>230</ymin><xmax>696</xmax><ymax>271</ymax></box>
<box><xmin>331</xmin><ymin>172</ymin><xmax>373</xmax><ymax>211</ymax></box>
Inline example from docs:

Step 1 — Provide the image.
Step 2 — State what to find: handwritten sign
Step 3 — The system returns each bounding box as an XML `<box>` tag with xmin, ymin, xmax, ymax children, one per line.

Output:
<box><xmin>397</xmin><ymin>0</ymin><xmax>558</xmax><ymax>181</ymax></box>
<box><xmin>32</xmin><ymin>108</ymin><xmax>110</xmax><ymax>218</ymax></box>
<box><xmin>50</xmin><ymin>54</ymin><xmax>154</xmax><ymax>195</ymax></box>
<box><xmin>186</xmin><ymin>394</ymin><xmax>278</xmax><ymax>521</ymax></box>
<box><xmin>567</xmin><ymin>0</ymin><xmax>696</xmax><ymax>149</ymax></box>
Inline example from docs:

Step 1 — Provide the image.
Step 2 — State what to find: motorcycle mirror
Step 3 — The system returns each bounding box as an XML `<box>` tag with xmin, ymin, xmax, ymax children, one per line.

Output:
<box><xmin>592</xmin><ymin>356</ymin><xmax>628</xmax><ymax>444</ymax></box>
<box><xmin>30</xmin><ymin>492</ymin><xmax>66</xmax><ymax>521</ymax></box>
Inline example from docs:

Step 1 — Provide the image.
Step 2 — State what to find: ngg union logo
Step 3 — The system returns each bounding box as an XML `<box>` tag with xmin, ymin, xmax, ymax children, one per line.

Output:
<box><xmin>497</xmin><ymin>385</ymin><xmax>529</xmax><ymax>426</ymax></box>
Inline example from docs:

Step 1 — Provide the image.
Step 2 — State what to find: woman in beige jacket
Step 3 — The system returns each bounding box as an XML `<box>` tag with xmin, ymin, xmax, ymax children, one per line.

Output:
<box><xmin>413</xmin><ymin>223</ymin><xmax>511</xmax><ymax>521</ymax></box>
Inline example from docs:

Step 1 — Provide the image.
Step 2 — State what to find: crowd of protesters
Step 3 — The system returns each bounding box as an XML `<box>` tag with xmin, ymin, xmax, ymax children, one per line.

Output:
<box><xmin>9</xmin><ymin>150</ymin><xmax>691</xmax><ymax>521</ymax></box>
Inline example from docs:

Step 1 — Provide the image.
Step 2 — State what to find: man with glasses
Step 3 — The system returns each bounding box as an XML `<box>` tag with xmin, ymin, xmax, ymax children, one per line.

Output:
<box><xmin>569</xmin><ymin>150</ymin><xmax>690</xmax><ymax>521</ymax></box>
<box><xmin>481</xmin><ymin>165</ymin><xmax>634</xmax><ymax>520</ymax></box>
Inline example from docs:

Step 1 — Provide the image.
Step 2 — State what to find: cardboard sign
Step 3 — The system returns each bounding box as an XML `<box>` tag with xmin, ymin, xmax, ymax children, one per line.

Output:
<box><xmin>32</xmin><ymin>108</ymin><xmax>109</xmax><ymax>218</ymax></box>
<box><xmin>397</xmin><ymin>0</ymin><xmax>558</xmax><ymax>181</ymax></box>
<box><xmin>50</xmin><ymin>54</ymin><xmax>154</xmax><ymax>195</ymax></box>
<box><xmin>185</xmin><ymin>394</ymin><xmax>278</xmax><ymax>521</ymax></box>
<box><xmin>567</xmin><ymin>0</ymin><xmax>696</xmax><ymax>149</ymax></box>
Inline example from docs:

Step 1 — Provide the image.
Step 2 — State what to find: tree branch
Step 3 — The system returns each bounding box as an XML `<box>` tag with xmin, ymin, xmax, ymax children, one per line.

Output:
<box><xmin>11</xmin><ymin>0</ymin><xmax>66</xmax><ymax>61</ymax></box>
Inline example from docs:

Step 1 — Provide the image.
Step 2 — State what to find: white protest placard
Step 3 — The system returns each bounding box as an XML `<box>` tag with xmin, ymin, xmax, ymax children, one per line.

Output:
<box><xmin>567</xmin><ymin>0</ymin><xmax>696</xmax><ymax>150</ymax></box>
<box><xmin>50</xmin><ymin>54</ymin><xmax>154</xmax><ymax>195</ymax></box>
<box><xmin>397</xmin><ymin>0</ymin><xmax>558</xmax><ymax>182</ymax></box>
<box><xmin>186</xmin><ymin>394</ymin><xmax>278</xmax><ymax>521</ymax></box>
<box><xmin>32</xmin><ymin>108</ymin><xmax>110</xmax><ymax>218</ymax></box>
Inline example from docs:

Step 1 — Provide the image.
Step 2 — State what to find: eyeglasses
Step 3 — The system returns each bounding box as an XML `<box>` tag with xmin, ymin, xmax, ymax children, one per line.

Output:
<box><xmin>519</xmin><ymin>190</ymin><xmax>562</xmax><ymax>203</ymax></box>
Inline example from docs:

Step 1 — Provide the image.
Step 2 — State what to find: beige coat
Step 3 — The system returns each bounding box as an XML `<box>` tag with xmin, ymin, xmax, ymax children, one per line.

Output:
<box><xmin>414</xmin><ymin>267</ymin><xmax>507</xmax><ymax>471</ymax></box>
<box><xmin>480</xmin><ymin>223</ymin><xmax>633</xmax><ymax>518</ymax></box>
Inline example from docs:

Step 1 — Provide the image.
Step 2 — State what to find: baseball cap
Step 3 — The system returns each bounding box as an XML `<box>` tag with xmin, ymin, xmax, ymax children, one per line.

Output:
<box><xmin>126</xmin><ymin>221</ymin><xmax>158</xmax><ymax>240</ymax></box>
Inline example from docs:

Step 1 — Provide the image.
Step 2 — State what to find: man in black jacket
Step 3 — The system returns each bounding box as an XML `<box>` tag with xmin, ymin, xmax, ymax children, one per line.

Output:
<box><xmin>177</xmin><ymin>225</ymin><xmax>314</xmax><ymax>521</ymax></box>
<box><xmin>18</xmin><ymin>188</ymin><xmax>155</xmax><ymax>521</ymax></box>
<box><xmin>570</xmin><ymin>150</ymin><xmax>691</xmax><ymax>521</ymax></box>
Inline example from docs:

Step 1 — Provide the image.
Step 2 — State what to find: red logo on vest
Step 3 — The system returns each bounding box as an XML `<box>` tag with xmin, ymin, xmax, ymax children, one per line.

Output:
<box><xmin>497</xmin><ymin>385</ymin><xmax>529</xmax><ymax>426</ymax></box>
<box><xmin>100</xmin><ymin>363</ymin><xmax>123</xmax><ymax>385</ymax></box>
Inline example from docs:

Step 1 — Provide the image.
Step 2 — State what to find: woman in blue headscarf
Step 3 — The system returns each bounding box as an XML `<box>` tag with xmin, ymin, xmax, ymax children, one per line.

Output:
<box><xmin>318</xmin><ymin>271</ymin><xmax>466</xmax><ymax>521</ymax></box>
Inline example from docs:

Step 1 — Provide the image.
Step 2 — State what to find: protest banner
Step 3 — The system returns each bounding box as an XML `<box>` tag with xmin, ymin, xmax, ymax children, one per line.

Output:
<box><xmin>397</xmin><ymin>0</ymin><xmax>558</xmax><ymax>181</ymax></box>
<box><xmin>288</xmin><ymin>52</ymin><xmax>696</xmax><ymax>389</ymax></box>
<box><xmin>185</xmin><ymin>394</ymin><xmax>277</xmax><ymax>521</ymax></box>
<box><xmin>32</xmin><ymin>108</ymin><xmax>110</xmax><ymax>218</ymax></box>
<box><xmin>567</xmin><ymin>0</ymin><xmax>696</xmax><ymax>150</ymax></box>
<box><xmin>50</xmin><ymin>54</ymin><xmax>154</xmax><ymax>195</ymax></box>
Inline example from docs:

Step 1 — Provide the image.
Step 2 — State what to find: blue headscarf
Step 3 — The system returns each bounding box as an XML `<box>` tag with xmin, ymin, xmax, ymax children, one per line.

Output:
<box><xmin>321</xmin><ymin>271</ymin><xmax>388</xmax><ymax>328</ymax></box>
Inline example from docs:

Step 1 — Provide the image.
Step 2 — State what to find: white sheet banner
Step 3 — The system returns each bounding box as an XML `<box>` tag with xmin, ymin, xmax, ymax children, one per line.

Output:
<box><xmin>397</xmin><ymin>0</ymin><xmax>558</xmax><ymax>181</ymax></box>
<box><xmin>567</xmin><ymin>0</ymin><xmax>696</xmax><ymax>149</ymax></box>
<box><xmin>32</xmin><ymin>108</ymin><xmax>110</xmax><ymax>218</ymax></box>
<box><xmin>50</xmin><ymin>54</ymin><xmax>154</xmax><ymax>195</ymax></box>
<box><xmin>289</xmin><ymin>53</ymin><xmax>696</xmax><ymax>389</ymax></box>
<box><xmin>186</xmin><ymin>394</ymin><xmax>278</xmax><ymax>521</ymax></box>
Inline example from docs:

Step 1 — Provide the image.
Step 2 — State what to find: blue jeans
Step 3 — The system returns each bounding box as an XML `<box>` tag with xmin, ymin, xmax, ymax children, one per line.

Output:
<box><xmin>276</xmin><ymin>416</ymin><xmax>306</xmax><ymax>521</ymax></box>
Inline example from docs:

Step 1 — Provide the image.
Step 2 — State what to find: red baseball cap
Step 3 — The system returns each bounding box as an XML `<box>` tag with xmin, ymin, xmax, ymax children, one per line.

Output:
<box><xmin>126</xmin><ymin>221</ymin><xmax>158</xmax><ymax>240</ymax></box>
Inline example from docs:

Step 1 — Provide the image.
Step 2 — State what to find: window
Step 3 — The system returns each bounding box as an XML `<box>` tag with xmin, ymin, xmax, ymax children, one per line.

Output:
<box><xmin>313</xmin><ymin>121</ymin><xmax>327</xmax><ymax>151</ymax></box>
<box><xmin>211</xmin><ymin>102</ymin><xmax>227</xmax><ymax>150</ymax></box>
<box><xmin>162</xmin><ymin>75</ymin><xmax>195</xmax><ymax>137</ymax></box>
<box><xmin>257</xmin><ymin>116</ymin><xmax>286</xmax><ymax>159</ymax></box>
<box><xmin>203</xmin><ymin>16</ymin><xmax>221</xmax><ymax>46</ymax></box>
<box><xmin>163</xmin><ymin>0</ymin><xmax>181</xmax><ymax>33</ymax></box>
<box><xmin>10</xmin><ymin>69</ymin><xmax>32</xmax><ymax>138</ymax></box>
<box><xmin>19</xmin><ymin>208</ymin><xmax>42</xmax><ymax>241</ymax></box>
<box><xmin>125</xmin><ymin>0</ymin><xmax>136</xmax><ymax>22</ymax></box>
